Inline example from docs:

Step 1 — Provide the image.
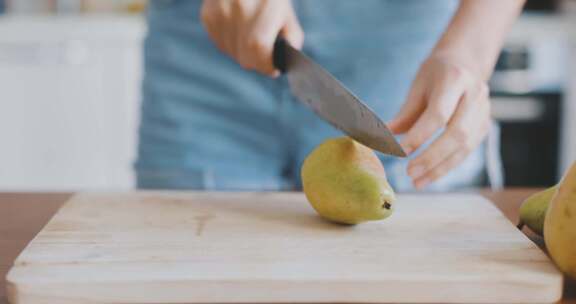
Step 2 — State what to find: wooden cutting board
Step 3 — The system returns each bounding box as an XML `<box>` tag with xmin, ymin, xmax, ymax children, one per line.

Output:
<box><xmin>6</xmin><ymin>192</ymin><xmax>562</xmax><ymax>304</ymax></box>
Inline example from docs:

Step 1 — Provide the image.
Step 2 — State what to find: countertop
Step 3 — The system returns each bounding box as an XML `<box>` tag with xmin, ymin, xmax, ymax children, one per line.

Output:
<box><xmin>1</xmin><ymin>189</ymin><xmax>574</xmax><ymax>304</ymax></box>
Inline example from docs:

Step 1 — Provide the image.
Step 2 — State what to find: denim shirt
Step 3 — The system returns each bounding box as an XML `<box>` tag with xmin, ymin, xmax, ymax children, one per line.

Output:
<box><xmin>137</xmin><ymin>0</ymin><xmax>484</xmax><ymax>191</ymax></box>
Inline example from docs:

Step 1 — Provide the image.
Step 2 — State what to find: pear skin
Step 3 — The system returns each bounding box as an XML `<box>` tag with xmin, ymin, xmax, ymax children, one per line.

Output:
<box><xmin>518</xmin><ymin>186</ymin><xmax>558</xmax><ymax>236</ymax></box>
<box><xmin>544</xmin><ymin>161</ymin><xmax>576</xmax><ymax>279</ymax></box>
<box><xmin>301</xmin><ymin>137</ymin><xmax>395</xmax><ymax>225</ymax></box>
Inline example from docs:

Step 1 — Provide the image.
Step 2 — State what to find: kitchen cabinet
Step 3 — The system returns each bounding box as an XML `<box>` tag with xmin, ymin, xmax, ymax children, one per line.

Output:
<box><xmin>563</xmin><ymin>14</ymin><xmax>576</xmax><ymax>174</ymax></box>
<box><xmin>0</xmin><ymin>16</ymin><xmax>144</xmax><ymax>190</ymax></box>
<box><xmin>490</xmin><ymin>14</ymin><xmax>575</xmax><ymax>185</ymax></box>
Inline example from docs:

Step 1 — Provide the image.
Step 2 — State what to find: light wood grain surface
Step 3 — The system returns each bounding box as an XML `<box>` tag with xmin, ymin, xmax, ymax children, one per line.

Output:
<box><xmin>4</xmin><ymin>191</ymin><xmax>565</xmax><ymax>303</ymax></box>
<box><xmin>1</xmin><ymin>190</ymin><xmax>575</xmax><ymax>303</ymax></box>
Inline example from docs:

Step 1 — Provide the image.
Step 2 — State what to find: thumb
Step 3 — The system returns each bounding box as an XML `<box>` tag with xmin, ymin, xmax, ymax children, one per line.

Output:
<box><xmin>387</xmin><ymin>82</ymin><xmax>426</xmax><ymax>135</ymax></box>
<box><xmin>281</xmin><ymin>9</ymin><xmax>304</xmax><ymax>50</ymax></box>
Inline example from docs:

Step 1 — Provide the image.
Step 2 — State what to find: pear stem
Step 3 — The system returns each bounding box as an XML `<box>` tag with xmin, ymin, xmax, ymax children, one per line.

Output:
<box><xmin>516</xmin><ymin>221</ymin><xmax>525</xmax><ymax>230</ymax></box>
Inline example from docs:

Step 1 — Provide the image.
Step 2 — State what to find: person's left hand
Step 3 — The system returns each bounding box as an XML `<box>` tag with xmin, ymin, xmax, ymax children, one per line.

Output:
<box><xmin>387</xmin><ymin>55</ymin><xmax>491</xmax><ymax>189</ymax></box>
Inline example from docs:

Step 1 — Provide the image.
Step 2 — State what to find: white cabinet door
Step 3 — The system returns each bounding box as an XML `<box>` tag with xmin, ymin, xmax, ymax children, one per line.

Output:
<box><xmin>561</xmin><ymin>16</ymin><xmax>576</xmax><ymax>174</ymax></box>
<box><xmin>0</xmin><ymin>16</ymin><xmax>143</xmax><ymax>190</ymax></box>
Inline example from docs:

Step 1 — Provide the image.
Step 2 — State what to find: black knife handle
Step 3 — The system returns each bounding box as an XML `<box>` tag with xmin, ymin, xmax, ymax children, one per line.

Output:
<box><xmin>273</xmin><ymin>37</ymin><xmax>288</xmax><ymax>74</ymax></box>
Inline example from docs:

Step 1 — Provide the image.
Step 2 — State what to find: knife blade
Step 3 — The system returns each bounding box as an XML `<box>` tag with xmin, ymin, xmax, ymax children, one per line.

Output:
<box><xmin>273</xmin><ymin>38</ymin><xmax>406</xmax><ymax>157</ymax></box>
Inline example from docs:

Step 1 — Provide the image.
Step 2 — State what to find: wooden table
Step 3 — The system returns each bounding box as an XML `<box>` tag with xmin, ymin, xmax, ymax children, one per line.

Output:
<box><xmin>1</xmin><ymin>189</ymin><xmax>574</xmax><ymax>304</ymax></box>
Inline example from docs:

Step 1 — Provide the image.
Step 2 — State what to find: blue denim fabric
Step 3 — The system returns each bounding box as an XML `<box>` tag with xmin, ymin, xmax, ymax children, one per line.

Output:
<box><xmin>137</xmin><ymin>0</ymin><xmax>484</xmax><ymax>191</ymax></box>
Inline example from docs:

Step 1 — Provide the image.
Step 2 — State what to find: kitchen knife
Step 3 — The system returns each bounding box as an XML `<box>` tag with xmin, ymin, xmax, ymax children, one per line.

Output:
<box><xmin>273</xmin><ymin>38</ymin><xmax>406</xmax><ymax>157</ymax></box>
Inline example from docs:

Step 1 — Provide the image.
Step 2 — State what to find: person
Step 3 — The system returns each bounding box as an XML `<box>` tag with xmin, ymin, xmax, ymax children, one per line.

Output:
<box><xmin>136</xmin><ymin>0</ymin><xmax>524</xmax><ymax>191</ymax></box>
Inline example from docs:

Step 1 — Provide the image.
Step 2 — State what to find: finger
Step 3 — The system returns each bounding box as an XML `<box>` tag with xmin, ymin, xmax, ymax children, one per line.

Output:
<box><xmin>221</xmin><ymin>0</ymin><xmax>238</xmax><ymax>58</ymax></box>
<box><xmin>249</xmin><ymin>29</ymin><xmax>281</xmax><ymax>77</ymax></box>
<box><xmin>205</xmin><ymin>25</ymin><xmax>231</xmax><ymax>56</ymax></box>
<box><xmin>407</xmin><ymin>124</ymin><xmax>461</xmax><ymax>181</ymax></box>
<box><xmin>201</xmin><ymin>3</ymin><xmax>236</xmax><ymax>59</ymax></box>
<box><xmin>406</xmin><ymin>80</ymin><xmax>471</xmax><ymax>179</ymax></box>
<box><xmin>238</xmin><ymin>3</ymin><xmax>285</xmax><ymax>76</ymax></box>
<box><xmin>413</xmin><ymin>150</ymin><xmax>467</xmax><ymax>189</ymax></box>
<box><xmin>410</xmin><ymin>82</ymin><xmax>490</xmax><ymax>185</ymax></box>
<box><xmin>400</xmin><ymin>77</ymin><xmax>465</xmax><ymax>154</ymax></box>
<box><xmin>237</xmin><ymin>32</ymin><xmax>278</xmax><ymax>76</ymax></box>
<box><xmin>230</xmin><ymin>5</ymin><xmax>254</xmax><ymax>68</ymax></box>
<box><xmin>224</xmin><ymin>25</ymin><xmax>239</xmax><ymax>59</ymax></box>
<box><xmin>387</xmin><ymin>76</ymin><xmax>426</xmax><ymax>135</ymax></box>
<box><xmin>200</xmin><ymin>9</ymin><xmax>221</xmax><ymax>50</ymax></box>
<box><xmin>281</xmin><ymin>8</ymin><xmax>304</xmax><ymax>50</ymax></box>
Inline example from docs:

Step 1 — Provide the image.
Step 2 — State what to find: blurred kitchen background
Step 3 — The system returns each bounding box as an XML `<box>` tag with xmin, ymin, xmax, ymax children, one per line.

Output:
<box><xmin>0</xmin><ymin>0</ymin><xmax>575</xmax><ymax>191</ymax></box>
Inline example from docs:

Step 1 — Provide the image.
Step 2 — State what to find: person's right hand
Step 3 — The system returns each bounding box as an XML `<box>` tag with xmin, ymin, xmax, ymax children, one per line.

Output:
<box><xmin>201</xmin><ymin>0</ymin><xmax>304</xmax><ymax>77</ymax></box>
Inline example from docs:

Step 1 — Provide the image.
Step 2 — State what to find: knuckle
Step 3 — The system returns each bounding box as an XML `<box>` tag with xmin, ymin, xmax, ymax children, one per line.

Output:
<box><xmin>247</xmin><ymin>38</ymin><xmax>268</xmax><ymax>54</ymax></box>
<box><xmin>447</xmin><ymin>64</ymin><xmax>465</xmax><ymax>81</ymax></box>
<box><xmin>232</xmin><ymin>0</ymin><xmax>247</xmax><ymax>16</ymax></box>
<box><xmin>447</xmin><ymin>64</ymin><xmax>473</xmax><ymax>85</ymax></box>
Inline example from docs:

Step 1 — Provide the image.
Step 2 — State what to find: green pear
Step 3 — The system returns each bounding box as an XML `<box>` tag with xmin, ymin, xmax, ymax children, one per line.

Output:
<box><xmin>517</xmin><ymin>186</ymin><xmax>558</xmax><ymax>236</ymax></box>
<box><xmin>544</xmin><ymin>161</ymin><xmax>576</xmax><ymax>279</ymax></box>
<box><xmin>301</xmin><ymin>137</ymin><xmax>396</xmax><ymax>225</ymax></box>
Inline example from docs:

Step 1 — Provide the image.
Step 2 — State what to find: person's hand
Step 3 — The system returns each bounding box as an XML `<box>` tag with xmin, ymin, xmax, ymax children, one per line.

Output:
<box><xmin>388</xmin><ymin>55</ymin><xmax>491</xmax><ymax>189</ymax></box>
<box><xmin>201</xmin><ymin>0</ymin><xmax>304</xmax><ymax>77</ymax></box>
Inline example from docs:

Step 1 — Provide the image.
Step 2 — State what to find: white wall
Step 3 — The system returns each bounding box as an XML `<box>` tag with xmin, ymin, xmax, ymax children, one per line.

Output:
<box><xmin>0</xmin><ymin>16</ymin><xmax>144</xmax><ymax>190</ymax></box>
